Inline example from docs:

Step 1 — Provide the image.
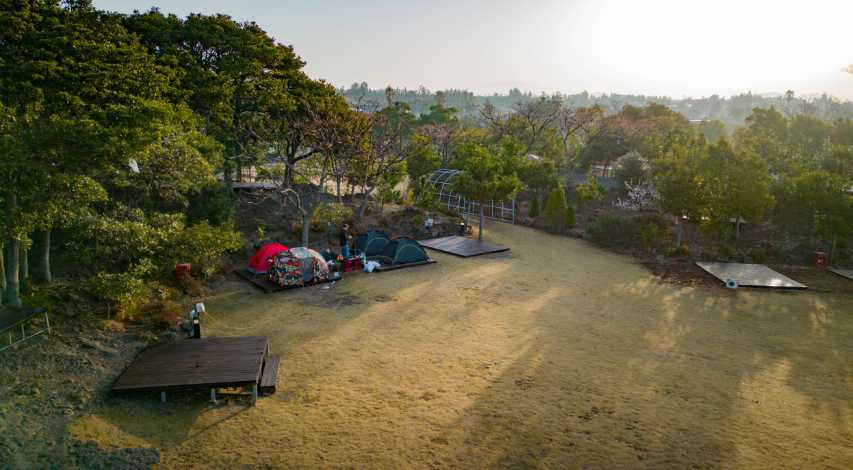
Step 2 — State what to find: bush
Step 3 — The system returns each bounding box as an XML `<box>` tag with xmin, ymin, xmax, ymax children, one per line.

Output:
<box><xmin>544</xmin><ymin>185</ymin><xmax>574</xmax><ymax>233</ymax></box>
<box><xmin>587</xmin><ymin>214</ymin><xmax>668</xmax><ymax>251</ymax></box>
<box><xmin>669</xmin><ymin>244</ymin><xmax>690</xmax><ymax>257</ymax></box>
<box><xmin>169</xmin><ymin>221</ymin><xmax>243</xmax><ymax>278</ymax></box>
<box><xmin>529</xmin><ymin>196</ymin><xmax>540</xmax><ymax>218</ymax></box>
<box><xmin>89</xmin><ymin>260</ymin><xmax>155</xmax><ymax>320</ymax></box>
<box><xmin>313</xmin><ymin>203</ymin><xmax>354</xmax><ymax>229</ymax></box>
<box><xmin>576</xmin><ymin>174</ymin><xmax>605</xmax><ymax>204</ymax></box>
<box><xmin>640</xmin><ymin>223</ymin><xmax>665</xmax><ymax>253</ymax></box>
<box><xmin>187</xmin><ymin>181</ymin><xmax>234</xmax><ymax>226</ymax></box>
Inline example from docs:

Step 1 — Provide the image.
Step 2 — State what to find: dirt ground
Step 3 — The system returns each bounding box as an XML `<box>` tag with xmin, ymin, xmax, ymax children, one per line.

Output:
<box><xmin>69</xmin><ymin>223</ymin><xmax>853</xmax><ymax>469</ymax></box>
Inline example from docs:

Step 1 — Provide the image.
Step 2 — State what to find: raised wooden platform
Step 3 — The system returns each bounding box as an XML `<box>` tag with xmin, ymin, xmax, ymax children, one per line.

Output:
<box><xmin>113</xmin><ymin>336</ymin><xmax>268</xmax><ymax>393</ymax></box>
<box><xmin>696</xmin><ymin>262</ymin><xmax>807</xmax><ymax>289</ymax></box>
<box><xmin>259</xmin><ymin>355</ymin><xmax>280</xmax><ymax>394</ymax></box>
<box><xmin>234</xmin><ymin>269</ymin><xmax>339</xmax><ymax>294</ymax></box>
<box><xmin>1</xmin><ymin>307</ymin><xmax>50</xmax><ymax>353</ymax></box>
<box><xmin>418</xmin><ymin>236</ymin><xmax>509</xmax><ymax>258</ymax></box>
<box><xmin>829</xmin><ymin>268</ymin><xmax>853</xmax><ymax>281</ymax></box>
<box><xmin>373</xmin><ymin>259</ymin><xmax>436</xmax><ymax>272</ymax></box>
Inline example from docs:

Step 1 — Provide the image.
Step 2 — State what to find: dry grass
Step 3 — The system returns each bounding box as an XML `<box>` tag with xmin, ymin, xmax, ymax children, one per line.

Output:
<box><xmin>70</xmin><ymin>223</ymin><xmax>853</xmax><ymax>468</ymax></box>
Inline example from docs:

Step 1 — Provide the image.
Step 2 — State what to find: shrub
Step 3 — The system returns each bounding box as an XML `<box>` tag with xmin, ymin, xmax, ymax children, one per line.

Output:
<box><xmin>576</xmin><ymin>174</ymin><xmax>605</xmax><ymax>204</ymax></box>
<box><xmin>587</xmin><ymin>214</ymin><xmax>668</xmax><ymax>250</ymax></box>
<box><xmin>169</xmin><ymin>221</ymin><xmax>243</xmax><ymax>278</ymax></box>
<box><xmin>187</xmin><ymin>181</ymin><xmax>234</xmax><ymax>226</ymax></box>
<box><xmin>669</xmin><ymin>244</ymin><xmax>690</xmax><ymax>257</ymax></box>
<box><xmin>565</xmin><ymin>203</ymin><xmax>575</xmax><ymax>230</ymax></box>
<box><xmin>89</xmin><ymin>260</ymin><xmax>155</xmax><ymax>320</ymax></box>
<box><xmin>529</xmin><ymin>196</ymin><xmax>540</xmax><ymax>218</ymax></box>
<box><xmin>640</xmin><ymin>222</ymin><xmax>665</xmax><ymax>253</ymax></box>
<box><xmin>313</xmin><ymin>203</ymin><xmax>354</xmax><ymax>229</ymax></box>
<box><xmin>587</xmin><ymin>215</ymin><xmax>639</xmax><ymax>247</ymax></box>
<box><xmin>544</xmin><ymin>185</ymin><xmax>574</xmax><ymax>233</ymax></box>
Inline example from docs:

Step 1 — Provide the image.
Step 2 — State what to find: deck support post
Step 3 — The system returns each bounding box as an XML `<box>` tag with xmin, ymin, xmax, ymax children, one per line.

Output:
<box><xmin>160</xmin><ymin>391</ymin><xmax>166</xmax><ymax>403</ymax></box>
<box><xmin>251</xmin><ymin>384</ymin><xmax>258</xmax><ymax>405</ymax></box>
<box><xmin>210</xmin><ymin>388</ymin><xmax>217</xmax><ymax>404</ymax></box>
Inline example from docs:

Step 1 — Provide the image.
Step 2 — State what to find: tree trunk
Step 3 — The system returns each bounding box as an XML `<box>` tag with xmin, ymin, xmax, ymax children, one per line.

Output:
<box><xmin>357</xmin><ymin>184</ymin><xmax>371</xmax><ymax>220</ymax></box>
<box><xmin>19</xmin><ymin>244</ymin><xmax>28</xmax><ymax>292</ymax></box>
<box><xmin>735</xmin><ymin>216</ymin><xmax>741</xmax><ymax>240</ymax></box>
<box><xmin>336</xmin><ymin>177</ymin><xmax>343</xmax><ymax>203</ymax></box>
<box><xmin>0</xmin><ymin>242</ymin><xmax>5</xmax><ymax>292</ymax></box>
<box><xmin>674</xmin><ymin>215</ymin><xmax>683</xmax><ymax>248</ymax></box>
<box><xmin>478</xmin><ymin>205</ymin><xmax>485</xmax><ymax>242</ymax></box>
<box><xmin>235</xmin><ymin>158</ymin><xmax>243</xmax><ymax>183</ymax></box>
<box><xmin>3</xmin><ymin>240</ymin><xmax>21</xmax><ymax>307</ymax></box>
<box><xmin>301</xmin><ymin>211</ymin><xmax>311</xmax><ymax>247</ymax></box>
<box><xmin>32</xmin><ymin>229</ymin><xmax>51</xmax><ymax>283</ymax></box>
<box><xmin>3</xmin><ymin>194</ymin><xmax>21</xmax><ymax>307</ymax></box>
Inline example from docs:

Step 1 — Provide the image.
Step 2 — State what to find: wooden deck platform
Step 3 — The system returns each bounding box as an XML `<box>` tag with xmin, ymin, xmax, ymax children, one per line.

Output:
<box><xmin>373</xmin><ymin>259</ymin><xmax>436</xmax><ymax>272</ymax></box>
<box><xmin>259</xmin><ymin>355</ymin><xmax>280</xmax><ymax>394</ymax></box>
<box><xmin>829</xmin><ymin>268</ymin><xmax>853</xmax><ymax>281</ymax></box>
<box><xmin>234</xmin><ymin>269</ymin><xmax>339</xmax><ymax>294</ymax></box>
<box><xmin>418</xmin><ymin>236</ymin><xmax>509</xmax><ymax>258</ymax></box>
<box><xmin>696</xmin><ymin>262</ymin><xmax>807</xmax><ymax>289</ymax></box>
<box><xmin>113</xmin><ymin>336</ymin><xmax>268</xmax><ymax>393</ymax></box>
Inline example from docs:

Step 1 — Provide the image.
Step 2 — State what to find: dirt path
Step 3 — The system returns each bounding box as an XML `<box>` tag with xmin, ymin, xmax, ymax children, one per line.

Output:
<box><xmin>70</xmin><ymin>223</ymin><xmax>853</xmax><ymax>468</ymax></box>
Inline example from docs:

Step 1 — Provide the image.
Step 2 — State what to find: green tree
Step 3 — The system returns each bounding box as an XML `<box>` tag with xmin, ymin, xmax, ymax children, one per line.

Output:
<box><xmin>451</xmin><ymin>143</ymin><xmax>522</xmax><ymax>241</ymax></box>
<box><xmin>406</xmin><ymin>133</ymin><xmax>442</xmax><ymax>182</ymax></box>
<box><xmin>0</xmin><ymin>2</ymin><xmax>189</xmax><ymax>304</ymax></box>
<box><xmin>576</xmin><ymin>174</ymin><xmax>605</xmax><ymax>205</ymax></box>
<box><xmin>651</xmin><ymin>136</ymin><xmax>708</xmax><ymax>246</ymax></box>
<box><xmin>700</xmin><ymin>140</ymin><xmax>774</xmax><ymax>239</ymax></box>
<box><xmin>784</xmin><ymin>171</ymin><xmax>853</xmax><ymax>256</ymax></box>
<box><xmin>543</xmin><ymin>185</ymin><xmax>575</xmax><ymax>234</ymax></box>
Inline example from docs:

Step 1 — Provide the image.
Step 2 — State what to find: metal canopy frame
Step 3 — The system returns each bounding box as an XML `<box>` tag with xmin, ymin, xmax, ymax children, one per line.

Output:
<box><xmin>427</xmin><ymin>169</ymin><xmax>516</xmax><ymax>224</ymax></box>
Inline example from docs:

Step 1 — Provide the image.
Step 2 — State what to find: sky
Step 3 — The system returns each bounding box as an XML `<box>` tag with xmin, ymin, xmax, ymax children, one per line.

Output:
<box><xmin>95</xmin><ymin>0</ymin><xmax>853</xmax><ymax>100</ymax></box>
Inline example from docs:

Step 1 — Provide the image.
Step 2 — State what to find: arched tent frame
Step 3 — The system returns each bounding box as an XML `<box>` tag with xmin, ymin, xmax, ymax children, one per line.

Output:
<box><xmin>427</xmin><ymin>169</ymin><xmax>516</xmax><ymax>224</ymax></box>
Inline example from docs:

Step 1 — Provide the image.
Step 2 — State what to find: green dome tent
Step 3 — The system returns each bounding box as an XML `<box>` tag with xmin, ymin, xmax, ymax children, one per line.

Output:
<box><xmin>355</xmin><ymin>229</ymin><xmax>391</xmax><ymax>256</ymax></box>
<box><xmin>375</xmin><ymin>237</ymin><xmax>430</xmax><ymax>266</ymax></box>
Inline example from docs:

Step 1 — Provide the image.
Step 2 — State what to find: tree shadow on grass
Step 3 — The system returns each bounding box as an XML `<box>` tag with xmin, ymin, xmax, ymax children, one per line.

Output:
<box><xmin>434</xmin><ymin>272</ymin><xmax>853</xmax><ymax>468</ymax></box>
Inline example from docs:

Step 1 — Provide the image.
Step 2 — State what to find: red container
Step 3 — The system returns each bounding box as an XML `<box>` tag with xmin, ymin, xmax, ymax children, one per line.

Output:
<box><xmin>343</xmin><ymin>257</ymin><xmax>363</xmax><ymax>273</ymax></box>
<box><xmin>813</xmin><ymin>252</ymin><xmax>828</xmax><ymax>268</ymax></box>
<box><xmin>176</xmin><ymin>263</ymin><xmax>192</xmax><ymax>277</ymax></box>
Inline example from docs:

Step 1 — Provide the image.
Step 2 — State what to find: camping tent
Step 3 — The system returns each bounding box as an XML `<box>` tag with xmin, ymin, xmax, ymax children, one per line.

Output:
<box><xmin>375</xmin><ymin>237</ymin><xmax>430</xmax><ymax>266</ymax></box>
<box><xmin>248</xmin><ymin>243</ymin><xmax>289</xmax><ymax>274</ymax></box>
<box><xmin>355</xmin><ymin>229</ymin><xmax>391</xmax><ymax>256</ymax></box>
<box><xmin>268</xmin><ymin>247</ymin><xmax>330</xmax><ymax>287</ymax></box>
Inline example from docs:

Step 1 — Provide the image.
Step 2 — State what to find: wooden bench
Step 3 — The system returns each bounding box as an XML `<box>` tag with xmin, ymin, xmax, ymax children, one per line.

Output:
<box><xmin>259</xmin><ymin>355</ymin><xmax>280</xmax><ymax>394</ymax></box>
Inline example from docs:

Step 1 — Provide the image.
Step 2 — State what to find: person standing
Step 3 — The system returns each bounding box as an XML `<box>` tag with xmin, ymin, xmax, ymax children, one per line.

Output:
<box><xmin>339</xmin><ymin>223</ymin><xmax>351</xmax><ymax>258</ymax></box>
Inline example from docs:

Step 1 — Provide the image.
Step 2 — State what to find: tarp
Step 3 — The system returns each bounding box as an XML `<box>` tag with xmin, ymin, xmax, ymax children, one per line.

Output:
<box><xmin>248</xmin><ymin>243</ymin><xmax>288</xmax><ymax>274</ymax></box>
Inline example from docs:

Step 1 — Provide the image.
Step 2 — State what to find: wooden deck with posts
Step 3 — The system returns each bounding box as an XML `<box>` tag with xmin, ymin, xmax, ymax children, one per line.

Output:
<box><xmin>112</xmin><ymin>336</ymin><xmax>279</xmax><ymax>404</ymax></box>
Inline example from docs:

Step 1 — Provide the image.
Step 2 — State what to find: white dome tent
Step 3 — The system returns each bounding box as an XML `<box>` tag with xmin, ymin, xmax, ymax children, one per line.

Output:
<box><xmin>426</xmin><ymin>169</ymin><xmax>516</xmax><ymax>224</ymax></box>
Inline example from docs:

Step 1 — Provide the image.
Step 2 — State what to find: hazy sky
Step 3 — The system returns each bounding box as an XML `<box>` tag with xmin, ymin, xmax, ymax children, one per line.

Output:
<box><xmin>95</xmin><ymin>0</ymin><xmax>853</xmax><ymax>99</ymax></box>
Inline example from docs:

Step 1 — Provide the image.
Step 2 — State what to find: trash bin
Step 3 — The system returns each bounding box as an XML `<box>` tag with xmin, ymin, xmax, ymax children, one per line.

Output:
<box><xmin>813</xmin><ymin>251</ymin><xmax>828</xmax><ymax>268</ymax></box>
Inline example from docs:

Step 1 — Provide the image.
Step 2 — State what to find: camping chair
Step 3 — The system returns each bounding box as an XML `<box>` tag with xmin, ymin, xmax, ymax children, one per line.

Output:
<box><xmin>0</xmin><ymin>307</ymin><xmax>50</xmax><ymax>352</ymax></box>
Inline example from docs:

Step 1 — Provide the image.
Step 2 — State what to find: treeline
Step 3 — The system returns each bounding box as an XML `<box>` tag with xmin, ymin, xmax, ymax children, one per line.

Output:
<box><xmin>341</xmin><ymin>83</ymin><xmax>853</xmax><ymax>127</ymax></box>
<box><xmin>0</xmin><ymin>1</ymin><xmax>347</xmax><ymax>313</ymax></box>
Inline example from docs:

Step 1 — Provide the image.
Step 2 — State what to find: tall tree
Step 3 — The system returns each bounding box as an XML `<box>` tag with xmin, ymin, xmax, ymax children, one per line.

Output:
<box><xmin>451</xmin><ymin>143</ymin><xmax>522</xmax><ymax>241</ymax></box>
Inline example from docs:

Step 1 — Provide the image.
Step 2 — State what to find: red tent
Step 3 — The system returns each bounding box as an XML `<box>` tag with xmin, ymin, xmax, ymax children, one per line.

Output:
<box><xmin>248</xmin><ymin>243</ymin><xmax>288</xmax><ymax>274</ymax></box>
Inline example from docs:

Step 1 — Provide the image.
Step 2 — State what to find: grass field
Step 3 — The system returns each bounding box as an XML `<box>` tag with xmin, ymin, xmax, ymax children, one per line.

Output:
<box><xmin>71</xmin><ymin>223</ymin><xmax>853</xmax><ymax>468</ymax></box>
